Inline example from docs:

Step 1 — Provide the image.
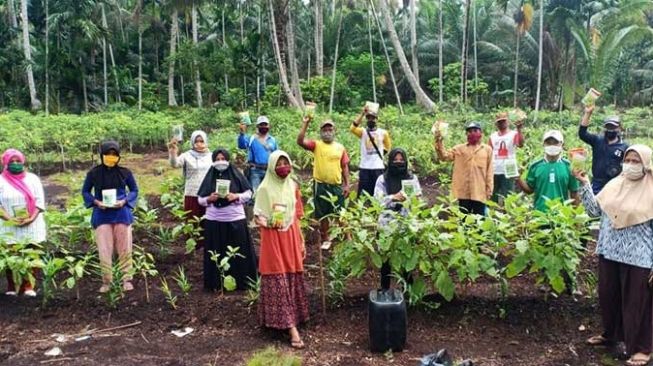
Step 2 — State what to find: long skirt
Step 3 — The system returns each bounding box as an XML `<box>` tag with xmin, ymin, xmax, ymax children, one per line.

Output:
<box><xmin>258</xmin><ymin>273</ymin><xmax>310</xmax><ymax>329</ymax></box>
<box><xmin>203</xmin><ymin>219</ymin><xmax>258</xmax><ymax>291</ymax></box>
<box><xmin>184</xmin><ymin>196</ymin><xmax>206</xmax><ymax>249</ymax></box>
<box><xmin>599</xmin><ymin>256</ymin><xmax>653</xmax><ymax>355</ymax></box>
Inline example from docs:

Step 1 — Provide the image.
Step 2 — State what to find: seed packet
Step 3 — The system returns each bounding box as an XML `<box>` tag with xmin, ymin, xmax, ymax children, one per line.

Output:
<box><xmin>238</xmin><ymin>111</ymin><xmax>252</xmax><ymax>125</ymax></box>
<box><xmin>102</xmin><ymin>189</ymin><xmax>117</xmax><ymax>207</ymax></box>
<box><xmin>304</xmin><ymin>102</ymin><xmax>317</xmax><ymax>119</ymax></box>
<box><xmin>364</xmin><ymin>101</ymin><xmax>380</xmax><ymax>115</ymax></box>
<box><xmin>401</xmin><ymin>179</ymin><xmax>419</xmax><ymax>196</ymax></box>
<box><xmin>569</xmin><ymin>148</ymin><xmax>588</xmax><ymax>170</ymax></box>
<box><xmin>431</xmin><ymin>121</ymin><xmax>449</xmax><ymax>138</ymax></box>
<box><xmin>12</xmin><ymin>204</ymin><xmax>28</xmax><ymax>219</ymax></box>
<box><xmin>581</xmin><ymin>88</ymin><xmax>601</xmax><ymax>107</ymax></box>
<box><xmin>271</xmin><ymin>203</ymin><xmax>287</xmax><ymax>227</ymax></box>
<box><xmin>215</xmin><ymin>179</ymin><xmax>231</xmax><ymax>198</ymax></box>
<box><xmin>172</xmin><ymin>125</ymin><xmax>184</xmax><ymax>142</ymax></box>
<box><xmin>504</xmin><ymin>158</ymin><xmax>520</xmax><ymax>178</ymax></box>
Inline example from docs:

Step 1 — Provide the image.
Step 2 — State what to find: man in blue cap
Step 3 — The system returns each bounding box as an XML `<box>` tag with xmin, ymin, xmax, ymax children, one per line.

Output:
<box><xmin>435</xmin><ymin>121</ymin><xmax>494</xmax><ymax>215</ymax></box>
<box><xmin>579</xmin><ymin>106</ymin><xmax>628</xmax><ymax>194</ymax></box>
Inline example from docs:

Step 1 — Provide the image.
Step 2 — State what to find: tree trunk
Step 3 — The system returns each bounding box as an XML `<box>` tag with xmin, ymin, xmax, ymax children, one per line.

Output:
<box><xmin>268</xmin><ymin>0</ymin><xmax>299</xmax><ymax>107</ymax></box>
<box><xmin>534</xmin><ymin>0</ymin><xmax>544</xmax><ymax>121</ymax></box>
<box><xmin>314</xmin><ymin>0</ymin><xmax>323</xmax><ymax>76</ymax></box>
<box><xmin>168</xmin><ymin>8</ymin><xmax>178</xmax><ymax>107</ymax></box>
<box><xmin>44</xmin><ymin>0</ymin><xmax>49</xmax><ymax>116</ymax></box>
<box><xmin>377</xmin><ymin>0</ymin><xmax>434</xmax><ymax>111</ymax></box>
<box><xmin>410</xmin><ymin>0</ymin><xmax>419</xmax><ymax>83</ymax></box>
<box><xmin>287</xmin><ymin>9</ymin><xmax>304</xmax><ymax>109</ymax></box>
<box><xmin>460</xmin><ymin>0</ymin><xmax>471</xmax><ymax>103</ymax></box>
<box><xmin>102</xmin><ymin>5</ymin><xmax>121</xmax><ymax>104</ymax></box>
<box><xmin>8</xmin><ymin>0</ymin><xmax>18</xmax><ymax>28</ymax></box>
<box><xmin>368</xmin><ymin>8</ymin><xmax>377</xmax><ymax>103</ymax></box>
<box><xmin>438</xmin><ymin>0</ymin><xmax>444</xmax><ymax>103</ymax></box>
<box><xmin>102</xmin><ymin>32</ymin><xmax>108</xmax><ymax>106</ymax></box>
<box><xmin>328</xmin><ymin>5</ymin><xmax>343</xmax><ymax>113</ymax></box>
<box><xmin>20</xmin><ymin>0</ymin><xmax>41</xmax><ymax>111</ymax></box>
<box><xmin>177</xmin><ymin>29</ymin><xmax>184</xmax><ymax>105</ymax></box>
<box><xmin>192</xmin><ymin>1</ymin><xmax>203</xmax><ymax>107</ymax></box>
<box><xmin>256</xmin><ymin>4</ymin><xmax>262</xmax><ymax>111</ymax></box>
<box><xmin>81</xmin><ymin>57</ymin><xmax>88</xmax><ymax>113</ymax></box>
<box><xmin>472</xmin><ymin>0</ymin><xmax>479</xmax><ymax>105</ymax></box>
<box><xmin>370</xmin><ymin>0</ymin><xmax>403</xmax><ymax>114</ymax></box>
<box><xmin>513</xmin><ymin>32</ymin><xmax>521</xmax><ymax>107</ymax></box>
<box><xmin>138</xmin><ymin>27</ymin><xmax>143</xmax><ymax>111</ymax></box>
<box><xmin>222</xmin><ymin>7</ymin><xmax>228</xmax><ymax>91</ymax></box>
<box><xmin>240</xmin><ymin>1</ymin><xmax>247</xmax><ymax>108</ymax></box>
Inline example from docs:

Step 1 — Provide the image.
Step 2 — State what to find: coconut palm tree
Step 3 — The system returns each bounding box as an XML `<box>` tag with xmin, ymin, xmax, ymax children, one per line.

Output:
<box><xmin>20</xmin><ymin>0</ymin><xmax>41</xmax><ymax>111</ymax></box>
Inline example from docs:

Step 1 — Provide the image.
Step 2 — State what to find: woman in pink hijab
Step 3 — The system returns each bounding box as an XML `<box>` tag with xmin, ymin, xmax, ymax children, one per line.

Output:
<box><xmin>0</xmin><ymin>149</ymin><xmax>46</xmax><ymax>297</ymax></box>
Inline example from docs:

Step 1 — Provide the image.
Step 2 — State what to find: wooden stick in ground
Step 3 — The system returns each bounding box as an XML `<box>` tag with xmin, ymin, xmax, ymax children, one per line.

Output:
<box><xmin>90</xmin><ymin>321</ymin><xmax>142</xmax><ymax>335</ymax></box>
<box><xmin>40</xmin><ymin>358</ymin><xmax>75</xmax><ymax>364</ymax></box>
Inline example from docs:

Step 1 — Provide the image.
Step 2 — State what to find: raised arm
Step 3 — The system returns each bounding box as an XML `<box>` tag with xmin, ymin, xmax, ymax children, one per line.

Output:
<box><xmin>237</xmin><ymin>124</ymin><xmax>250</xmax><ymax>150</ymax></box>
<box><xmin>579</xmin><ymin>106</ymin><xmax>598</xmax><ymax>145</ymax></box>
<box><xmin>297</xmin><ymin>116</ymin><xmax>314</xmax><ymax>150</ymax></box>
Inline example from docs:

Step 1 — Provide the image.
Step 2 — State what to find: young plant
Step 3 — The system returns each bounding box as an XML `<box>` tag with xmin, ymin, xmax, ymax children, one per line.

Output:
<box><xmin>244</xmin><ymin>276</ymin><xmax>261</xmax><ymax>310</ymax></box>
<box><xmin>209</xmin><ymin>246</ymin><xmax>245</xmax><ymax>296</ymax></box>
<box><xmin>173</xmin><ymin>265</ymin><xmax>192</xmax><ymax>296</ymax></box>
<box><xmin>132</xmin><ymin>245</ymin><xmax>158</xmax><ymax>303</ymax></box>
<box><xmin>62</xmin><ymin>250</ymin><xmax>94</xmax><ymax>301</ymax></box>
<box><xmin>104</xmin><ymin>262</ymin><xmax>126</xmax><ymax>309</ymax></box>
<box><xmin>40</xmin><ymin>254</ymin><xmax>67</xmax><ymax>306</ymax></box>
<box><xmin>159</xmin><ymin>276</ymin><xmax>178</xmax><ymax>310</ymax></box>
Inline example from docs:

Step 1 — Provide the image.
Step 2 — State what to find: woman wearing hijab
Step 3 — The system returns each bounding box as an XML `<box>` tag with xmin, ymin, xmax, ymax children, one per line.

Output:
<box><xmin>168</xmin><ymin>130</ymin><xmax>212</xmax><ymax>248</ymax></box>
<box><xmin>374</xmin><ymin>148</ymin><xmax>422</xmax><ymax>290</ymax></box>
<box><xmin>573</xmin><ymin>145</ymin><xmax>653</xmax><ymax>366</ymax></box>
<box><xmin>82</xmin><ymin>141</ymin><xmax>139</xmax><ymax>293</ymax></box>
<box><xmin>254</xmin><ymin>150</ymin><xmax>309</xmax><ymax>349</ymax></box>
<box><xmin>197</xmin><ymin>148</ymin><xmax>257</xmax><ymax>291</ymax></box>
<box><xmin>0</xmin><ymin>149</ymin><xmax>46</xmax><ymax>297</ymax></box>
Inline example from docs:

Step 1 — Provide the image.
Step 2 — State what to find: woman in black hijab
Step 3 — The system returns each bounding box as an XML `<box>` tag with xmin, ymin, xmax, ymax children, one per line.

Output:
<box><xmin>373</xmin><ymin>148</ymin><xmax>422</xmax><ymax>290</ymax></box>
<box><xmin>197</xmin><ymin>148</ymin><xmax>258</xmax><ymax>291</ymax></box>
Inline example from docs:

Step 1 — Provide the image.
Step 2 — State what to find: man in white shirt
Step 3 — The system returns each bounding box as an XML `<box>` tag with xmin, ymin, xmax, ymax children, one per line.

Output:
<box><xmin>488</xmin><ymin>112</ymin><xmax>524</xmax><ymax>203</ymax></box>
<box><xmin>350</xmin><ymin>106</ymin><xmax>392</xmax><ymax>198</ymax></box>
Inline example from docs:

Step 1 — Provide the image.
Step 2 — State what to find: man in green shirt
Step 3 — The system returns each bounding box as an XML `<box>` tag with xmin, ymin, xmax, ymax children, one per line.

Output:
<box><xmin>517</xmin><ymin>130</ymin><xmax>580</xmax><ymax>211</ymax></box>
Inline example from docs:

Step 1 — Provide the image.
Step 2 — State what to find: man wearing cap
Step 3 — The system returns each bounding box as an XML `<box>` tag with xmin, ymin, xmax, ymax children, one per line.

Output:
<box><xmin>579</xmin><ymin>106</ymin><xmax>629</xmax><ymax>194</ymax></box>
<box><xmin>297</xmin><ymin>115</ymin><xmax>351</xmax><ymax>246</ymax></box>
<box><xmin>517</xmin><ymin>130</ymin><xmax>580</xmax><ymax>212</ymax></box>
<box><xmin>238</xmin><ymin>115</ymin><xmax>279</xmax><ymax>191</ymax></box>
<box><xmin>489</xmin><ymin>111</ymin><xmax>525</xmax><ymax>203</ymax></box>
<box><xmin>350</xmin><ymin>105</ymin><xmax>392</xmax><ymax>197</ymax></box>
<box><xmin>434</xmin><ymin>122</ymin><xmax>494</xmax><ymax>215</ymax></box>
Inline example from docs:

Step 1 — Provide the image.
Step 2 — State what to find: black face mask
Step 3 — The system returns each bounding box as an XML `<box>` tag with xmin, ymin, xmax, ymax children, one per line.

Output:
<box><xmin>388</xmin><ymin>161</ymin><xmax>407</xmax><ymax>176</ymax></box>
<box><xmin>367</xmin><ymin>121</ymin><xmax>377</xmax><ymax>130</ymax></box>
<box><xmin>605</xmin><ymin>130</ymin><xmax>619</xmax><ymax>140</ymax></box>
<box><xmin>258</xmin><ymin>127</ymin><xmax>269</xmax><ymax>135</ymax></box>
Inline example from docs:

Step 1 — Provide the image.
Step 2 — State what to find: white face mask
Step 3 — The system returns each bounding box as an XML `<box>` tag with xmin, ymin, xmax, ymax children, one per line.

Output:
<box><xmin>213</xmin><ymin>161</ymin><xmax>229</xmax><ymax>172</ymax></box>
<box><xmin>622</xmin><ymin>163</ymin><xmax>645</xmax><ymax>180</ymax></box>
<box><xmin>544</xmin><ymin>145</ymin><xmax>562</xmax><ymax>157</ymax></box>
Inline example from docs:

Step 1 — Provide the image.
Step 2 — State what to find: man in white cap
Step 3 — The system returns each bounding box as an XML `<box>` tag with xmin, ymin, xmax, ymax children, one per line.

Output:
<box><xmin>238</xmin><ymin>115</ymin><xmax>278</xmax><ymax>191</ymax></box>
<box><xmin>297</xmin><ymin>115</ymin><xmax>350</xmax><ymax>248</ymax></box>
<box><xmin>350</xmin><ymin>105</ymin><xmax>392</xmax><ymax>198</ymax></box>
<box><xmin>517</xmin><ymin>130</ymin><xmax>579</xmax><ymax>212</ymax></box>
<box><xmin>579</xmin><ymin>106</ymin><xmax>629</xmax><ymax>194</ymax></box>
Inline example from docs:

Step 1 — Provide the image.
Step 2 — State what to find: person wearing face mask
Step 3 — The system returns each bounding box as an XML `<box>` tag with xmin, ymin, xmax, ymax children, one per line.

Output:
<box><xmin>82</xmin><ymin>141</ymin><xmax>139</xmax><ymax>293</ymax></box>
<box><xmin>434</xmin><ymin>122</ymin><xmax>494</xmax><ymax>215</ymax></box>
<box><xmin>350</xmin><ymin>105</ymin><xmax>392</xmax><ymax>197</ymax></box>
<box><xmin>0</xmin><ymin>149</ymin><xmax>46</xmax><ymax>297</ymax></box>
<box><xmin>254</xmin><ymin>151</ymin><xmax>309</xmax><ymax>349</ymax></box>
<box><xmin>572</xmin><ymin>145</ymin><xmax>653</xmax><ymax>366</ymax></box>
<box><xmin>579</xmin><ymin>106</ymin><xmax>629</xmax><ymax>194</ymax></box>
<box><xmin>516</xmin><ymin>130</ymin><xmax>580</xmax><ymax>212</ymax></box>
<box><xmin>297</xmin><ymin>116</ymin><xmax>351</xmax><ymax>247</ymax></box>
<box><xmin>489</xmin><ymin>112</ymin><xmax>525</xmax><ymax>203</ymax></box>
<box><xmin>374</xmin><ymin>148</ymin><xmax>422</xmax><ymax>289</ymax></box>
<box><xmin>168</xmin><ymin>130</ymin><xmax>212</xmax><ymax>248</ymax></box>
<box><xmin>196</xmin><ymin>148</ymin><xmax>257</xmax><ymax>292</ymax></box>
<box><xmin>237</xmin><ymin>115</ymin><xmax>279</xmax><ymax>192</ymax></box>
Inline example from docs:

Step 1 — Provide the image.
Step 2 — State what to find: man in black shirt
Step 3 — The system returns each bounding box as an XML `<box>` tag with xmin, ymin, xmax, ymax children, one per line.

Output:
<box><xmin>578</xmin><ymin>106</ymin><xmax>629</xmax><ymax>194</ymax></box>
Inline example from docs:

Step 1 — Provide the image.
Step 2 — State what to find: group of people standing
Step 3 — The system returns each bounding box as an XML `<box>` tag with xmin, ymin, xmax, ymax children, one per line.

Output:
<box><xmin>1</xmin><ymin>103</ymin><xmax>652</xmax><ymax>362</ymax></box>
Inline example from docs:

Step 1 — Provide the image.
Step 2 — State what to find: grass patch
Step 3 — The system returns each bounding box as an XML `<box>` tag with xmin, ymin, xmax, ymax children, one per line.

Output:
<box><xmin>245</xmin><ymin>347</ymin><xmax>302</xmax><ymax>366</ymax></box>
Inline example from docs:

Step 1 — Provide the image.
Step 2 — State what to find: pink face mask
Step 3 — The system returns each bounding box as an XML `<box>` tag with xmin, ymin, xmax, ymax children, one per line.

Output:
<box><xmin>467</xmin><ymin>130</ymin><xmax>482</xmax><ymax>145</ymax></box>
<box><xmin>275</xmin><ymin>166</ymin><xmax>291</xmax><ymax>178</ymax></box>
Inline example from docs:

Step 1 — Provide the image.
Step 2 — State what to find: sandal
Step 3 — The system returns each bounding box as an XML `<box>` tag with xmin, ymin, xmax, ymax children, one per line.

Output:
<box><xmin>626</xmin><ymin>353</ymin><xmax>651</xmax><ymax>366</ymax></box>
<box><xmin>586</xmin><ymin>335</ymin><xmax>611</xmax><ymax>346</ymax></box>
<box><xmin>290</xmin><ymin>339</ymin><xmax>305</xmax><ymax>349</ymax></box>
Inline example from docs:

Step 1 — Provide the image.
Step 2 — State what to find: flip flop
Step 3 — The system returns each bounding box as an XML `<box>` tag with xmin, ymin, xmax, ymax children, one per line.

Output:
<box><xmin>626</xmin><ymin>353</ymin><xmax>651</xmax><ymax>366</ymax></box>
<box><xmin>290</xmin><ymin>339</ymin><xmax>305</xmax><ymax>349</ymax></box>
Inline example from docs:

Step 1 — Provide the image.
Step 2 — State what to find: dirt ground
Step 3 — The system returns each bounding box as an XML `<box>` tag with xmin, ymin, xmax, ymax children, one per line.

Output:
<box><xmin>0</xmin><ymin>163</ymin><xmax>628</xmax><ymax>366</ymax></box>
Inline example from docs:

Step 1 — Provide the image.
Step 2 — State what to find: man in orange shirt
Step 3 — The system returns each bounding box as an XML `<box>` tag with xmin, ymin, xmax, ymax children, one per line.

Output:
<box><xmin>435</xmin><ymin>122</ymin><xmax>494</xmax><ymax>215</ymax></box>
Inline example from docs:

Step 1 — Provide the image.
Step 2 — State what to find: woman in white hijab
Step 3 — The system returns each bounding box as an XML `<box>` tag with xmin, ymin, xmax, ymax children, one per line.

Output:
<box><xmin>574</xmin><ymin>144</ymin><xmax>653</xmax><ymax>366</ymax></box>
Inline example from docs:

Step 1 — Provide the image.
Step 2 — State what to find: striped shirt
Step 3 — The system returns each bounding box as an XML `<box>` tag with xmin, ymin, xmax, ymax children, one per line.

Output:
<box><xmin>580</xmin><ymin>184</ymin><xmax>653</xmax><ymax>269</ymax></box>
<box><xmin>0</xmin><ymin>173</ymin><xmax>47</xmax><ymax>244</ymax></box>
<box><xmin>170</xmin><ymin>150</ymin><xmax>213</xmax><ymax>197</ymax></box>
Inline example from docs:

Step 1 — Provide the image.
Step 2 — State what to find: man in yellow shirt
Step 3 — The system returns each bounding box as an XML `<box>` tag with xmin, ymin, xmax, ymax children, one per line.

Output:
<box><xmin>350</xmin><ymin>106</ymin><xmax>392</xmax><ymax>197</ymax></box>
<box><xmin>297</xmin><ymin>116</ymin><xmax>351</xmax><ymax>246</ymax></box>
<box><xmin>435</xmin><ymin>122</ymin><xmax>494</xmax><ymax>215</ymax></box>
